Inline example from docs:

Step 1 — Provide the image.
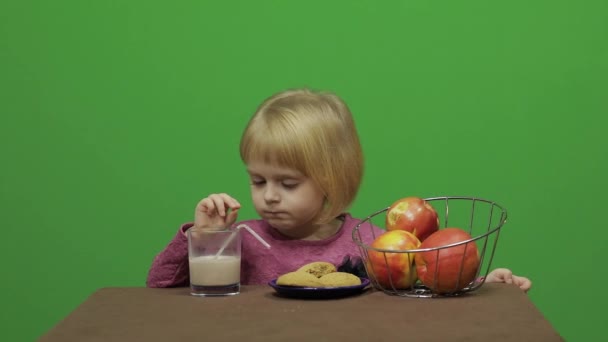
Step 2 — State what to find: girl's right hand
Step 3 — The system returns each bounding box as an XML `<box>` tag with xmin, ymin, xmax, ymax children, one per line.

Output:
<box><xmin>194</xmin><ymin>193</ymin><xmax>241</xmax><ymax>230</ymax></box>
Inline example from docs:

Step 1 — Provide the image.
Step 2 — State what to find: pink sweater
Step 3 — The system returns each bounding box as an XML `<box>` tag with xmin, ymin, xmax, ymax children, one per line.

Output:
<box><xmin>146</xmin><ymin>214</ymin><xmax>382</xmax><ymax>287</ymax></box>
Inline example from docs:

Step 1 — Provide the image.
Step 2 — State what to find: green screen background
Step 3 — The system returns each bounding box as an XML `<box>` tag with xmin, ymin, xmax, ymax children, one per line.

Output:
<box><xmin>1</xmin><ymin>1</ymin><xmax>606</xmax><ymax>340</ymax></box>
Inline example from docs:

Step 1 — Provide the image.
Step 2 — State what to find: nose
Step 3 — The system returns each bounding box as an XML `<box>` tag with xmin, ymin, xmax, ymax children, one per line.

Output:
<box><xmin>263</xmin><ymin>184</ymin><xmax>280</xmax><ymax>203</ymax></box>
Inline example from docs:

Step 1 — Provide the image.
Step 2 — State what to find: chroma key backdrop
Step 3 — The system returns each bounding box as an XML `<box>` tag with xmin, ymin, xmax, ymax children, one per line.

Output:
<box><xmin>1</xmin><ymin>1</ymin><xmax>606</xmax><ymax>341</ymax></box>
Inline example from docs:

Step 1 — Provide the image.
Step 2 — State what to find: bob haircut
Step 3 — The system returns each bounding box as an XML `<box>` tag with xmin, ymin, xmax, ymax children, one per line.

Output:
<box><xmin>240</xmin><ymin>88</ymin><xmax>364</xmax><ymax>224</ymax></box>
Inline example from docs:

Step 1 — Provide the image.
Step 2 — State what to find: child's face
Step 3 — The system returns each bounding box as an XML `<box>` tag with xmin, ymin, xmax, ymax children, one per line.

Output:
<box><xmin>246</xmin><ymin>161</ymin><xmax>325</xmax><ymax>233</ymax></box>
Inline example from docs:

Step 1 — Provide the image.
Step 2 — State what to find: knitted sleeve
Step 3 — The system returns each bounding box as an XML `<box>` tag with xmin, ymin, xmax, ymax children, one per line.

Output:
<box><xmin>145</xmin><ymin>223</ymin><xmax>193</xmax><ymax>288</ymax></box>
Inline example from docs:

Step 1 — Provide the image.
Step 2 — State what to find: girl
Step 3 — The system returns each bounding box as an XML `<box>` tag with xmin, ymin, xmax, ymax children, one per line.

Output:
<box><xmin>147</xmin><ymin>88</ymin><xmax>531</xmax><ymax>292</ymax></box>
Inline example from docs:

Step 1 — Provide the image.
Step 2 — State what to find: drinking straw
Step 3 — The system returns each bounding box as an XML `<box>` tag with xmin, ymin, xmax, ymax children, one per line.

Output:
<box><xmin>215</xmin><ymin>224</ymin><xmax>271</xmax><ymax>258</ymax></box>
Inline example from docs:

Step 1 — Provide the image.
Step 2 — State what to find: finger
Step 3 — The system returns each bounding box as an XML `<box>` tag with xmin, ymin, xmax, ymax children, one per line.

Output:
<box><xmin>502</xmin><ymin>269</ymin><xmax>514</xmax><ymax>284</ymax></box>
<box><xmin>217</xmin><ymin>193</ymin><xmax>241</xmax><ymax>210</ymax></box>
<box><xmin>226</xmin><ymin>208</ymin><xmax>239</xmax><ymax>226</ymax></box>
<box><xmin>195</xmin><ymin>199</ymin><xmax>209</xmax><ymax>216</ymax></box>
<box><xmin>514</xmin><ymin>276</ymin><xmax>532</xmax><ymax>292</ymax></box>
<box><xmin>207</xmin><ymin>194</ymin><xmax>230</xmax><ymax>217</ymax></box>
<box><xmin>497</xmin><ymin>268</ymin><xmax>513</xmax><ymax>282</ymax></box>
<box><xmin>209</xmin><ymin>193</ymin><xmax>241</xmax><ymax>217</ymax></box>
<box><xmin>487</xmin><ymin>268</ymin><xmax>508</xmax><ymax>282</ymax></box>
<box><xmin>197</xmin><ymin>198</ymin><xmax>216</xmax><ymax>216</ymax></box>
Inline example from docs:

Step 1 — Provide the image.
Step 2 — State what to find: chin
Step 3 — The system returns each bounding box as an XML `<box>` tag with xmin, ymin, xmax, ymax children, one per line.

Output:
<box><xmin>265</xmin><ymin>218</ymin><xmax>293</xmax><ymax>229</ymax></box>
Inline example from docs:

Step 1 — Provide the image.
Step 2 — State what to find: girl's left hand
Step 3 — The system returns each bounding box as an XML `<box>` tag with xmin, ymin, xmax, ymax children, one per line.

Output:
<box><xmin>485</xmin><ymin>268</ymin><xmax>532</xmax><ymax>292</ymax></box>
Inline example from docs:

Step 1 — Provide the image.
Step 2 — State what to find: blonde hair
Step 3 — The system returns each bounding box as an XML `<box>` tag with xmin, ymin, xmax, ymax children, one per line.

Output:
<box><xmin>240</xmin><ymin>88</ymin><xmax>364</xmax><ymax>224</ymax></box>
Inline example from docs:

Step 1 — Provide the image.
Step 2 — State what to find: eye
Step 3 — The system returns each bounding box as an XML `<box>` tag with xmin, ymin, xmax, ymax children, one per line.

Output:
<box><xmin>282</xmin><ymin>182</ymin><xmax>299</xmax><ymax>189</ymax></box>
<box><xmin>250</xmin><ymin>177</ymin><xmax>265</xmax><ymax>186</ymax></box>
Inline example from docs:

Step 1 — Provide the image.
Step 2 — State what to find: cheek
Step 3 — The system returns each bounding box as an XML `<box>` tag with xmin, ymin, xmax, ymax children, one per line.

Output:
<box><xmin>293</xmin><ymin>192</ymin><xmax>325</xmax><ymax>214</ymax></box>
<box><xmin>306</xmin><ymin>188</ymin><xmax>325</xmax><ymax>207</ymax></box>
<box><xmin>250</xmin><ymin>189</ymin><xmax>263</xmax><ymax>206</ymax></box>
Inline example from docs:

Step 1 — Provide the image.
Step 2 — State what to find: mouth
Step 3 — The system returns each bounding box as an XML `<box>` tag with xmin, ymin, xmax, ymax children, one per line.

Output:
<box><xmin>264</xmin><ymin>211</ymin><xmax>286</xmax><ymax>217</ymax></box>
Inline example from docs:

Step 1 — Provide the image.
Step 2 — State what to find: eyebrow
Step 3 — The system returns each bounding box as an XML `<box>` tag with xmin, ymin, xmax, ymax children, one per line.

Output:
<box><xmin>246</xmin><ymin>169</ymin><xmax>303</xmax><ymax>180</ymax></box>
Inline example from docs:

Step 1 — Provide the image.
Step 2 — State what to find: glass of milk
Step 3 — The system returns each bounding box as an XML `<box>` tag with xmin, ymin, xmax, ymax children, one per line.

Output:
<box><xmin>187</xmin><ymin>227</ymin><xmax>241</xmax><ymax>296</ymax></box>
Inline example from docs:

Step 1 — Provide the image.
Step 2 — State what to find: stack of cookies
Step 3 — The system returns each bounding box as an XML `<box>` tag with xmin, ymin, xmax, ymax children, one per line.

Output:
<box><xmin>276</xmin><ymin>261</ymin><xmax>361</xmax><ymax>288</ymax></box>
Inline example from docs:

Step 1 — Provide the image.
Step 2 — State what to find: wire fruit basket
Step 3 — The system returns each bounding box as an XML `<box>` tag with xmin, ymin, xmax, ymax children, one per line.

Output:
<box><xmin>352</xmin><ymin>196</ymin><xmax>507</xmax><ymax>298</ymax></box>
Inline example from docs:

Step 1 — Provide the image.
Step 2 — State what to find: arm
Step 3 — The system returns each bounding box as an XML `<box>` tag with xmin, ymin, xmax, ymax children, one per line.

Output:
<box><xmin>146</xmin><ymin>224</ymin><xmax>193</xmax><ymax>288</ymax></box>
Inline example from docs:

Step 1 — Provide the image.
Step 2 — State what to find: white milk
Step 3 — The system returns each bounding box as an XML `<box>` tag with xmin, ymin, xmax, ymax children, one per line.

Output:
<box><xmin>189</xmin><ymin>255</ymin><xmax>241</xmax><ymax>286</ymax></box>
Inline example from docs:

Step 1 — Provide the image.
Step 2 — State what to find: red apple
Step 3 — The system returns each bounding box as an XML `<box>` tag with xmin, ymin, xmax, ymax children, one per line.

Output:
<box><xmin>366</xmin><ymin>230</ymin><xmax>421</xmax><ymax>290</ymax></box>
<box><xmin>385</xmin><ymin>196</ymin><xmax>439</xmax><ymax>241</ymax></box>
<box><xmin>415</xmin><ymin>228</ymin><xmax>480</xmax><ymax>294</ymax></box>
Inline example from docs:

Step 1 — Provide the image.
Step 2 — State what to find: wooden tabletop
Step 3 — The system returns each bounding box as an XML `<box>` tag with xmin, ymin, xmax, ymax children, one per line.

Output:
<box><xmin>39</xmin><ymin>283</ymin><xmax>563</xmax><ymax>341</ymax></box>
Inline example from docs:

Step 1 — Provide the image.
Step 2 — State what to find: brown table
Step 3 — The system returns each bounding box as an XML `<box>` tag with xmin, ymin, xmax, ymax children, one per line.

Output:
<box><xmin>39</xmin><ymin>283</ymin><xmax>563</xmax><ymax>341</ymax></box>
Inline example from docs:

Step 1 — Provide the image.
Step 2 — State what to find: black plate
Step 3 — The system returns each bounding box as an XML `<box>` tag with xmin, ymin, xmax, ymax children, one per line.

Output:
<box><xmin>268</xmin><ymin>278</ymin><xmax>371</xmax><ymax>299</ymax></box>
